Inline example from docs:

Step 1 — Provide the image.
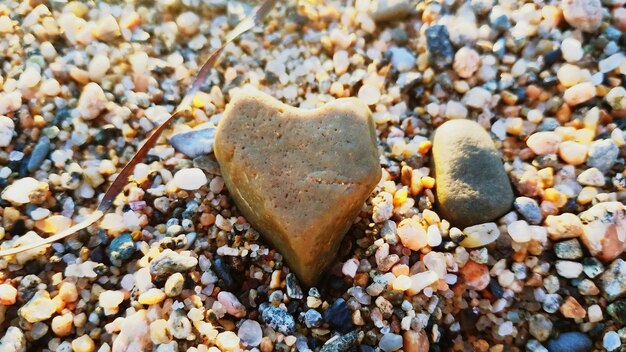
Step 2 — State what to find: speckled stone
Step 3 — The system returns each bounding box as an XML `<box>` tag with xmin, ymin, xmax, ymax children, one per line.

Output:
<box><xmin>432</xmin><ymin>120</ymin><xmax>514</xmax><ymax>228</ymax></box>
<box><xmin>261</xmin><ymin>306</ymin><xmax>296</xmax><ymax>334</ymax></box>
<box><xmin>215</xmin><ymin>88</ymin><xmax>380</xmax><ymax>286</ymax></box>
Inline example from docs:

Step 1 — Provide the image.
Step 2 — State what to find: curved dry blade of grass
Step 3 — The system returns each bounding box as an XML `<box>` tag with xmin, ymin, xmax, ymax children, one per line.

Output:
<box><xmin>0</xmin><ymin>0</ymin><xmax>278</xmax><ymax>257</ymax></box>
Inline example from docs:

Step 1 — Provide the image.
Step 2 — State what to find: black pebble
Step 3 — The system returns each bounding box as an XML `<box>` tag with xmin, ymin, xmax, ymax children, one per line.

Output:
<box><xmin>324</xmin><ymin>298</ymin><xmax>353</xmax><ymax>333</ymax></box>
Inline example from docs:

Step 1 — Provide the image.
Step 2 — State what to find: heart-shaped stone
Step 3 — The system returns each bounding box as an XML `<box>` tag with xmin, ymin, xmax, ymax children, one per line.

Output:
<box><xmin>214</xmin><ymin>88</ymin><xmax>380</xmax><ymax>286</ymax></box>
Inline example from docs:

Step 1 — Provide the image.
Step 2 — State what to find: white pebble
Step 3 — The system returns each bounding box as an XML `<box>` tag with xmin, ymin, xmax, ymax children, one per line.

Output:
<box><xmin>342</xmin><ymin>259</ymin><xmax>359</xmax><ymax>278</ymax></box>
<box><xmin>358</xmin><ymin>84</ymin><xmax>381</xmax><ymax>105</ymax></box>
<box><xmin>77</xmin><ymin>82</ymin><xmax>107</xmax><ymax>120</ymax></box>
<box><xmin>526</xmin><ymin>131</ymin><xmax>561</xmax><ymax>155</ymax></box>
<box><xmin>1</xmin><ymin>177</ymin><xmax>39</xmax><ymax>205</ymax></box>
<box><xmin>427</xmin><ymin>225</ymin><xmax>442</xmax><ymax>247</ymax></box>
<box><xmin>30</xmin><ymin>208</ymin><xmax>50</xmax><ymax>221</ymax></box>
<box><xmin>605</xmin><ymin>86</ymin><xmax>626</xmax><ymax>110</ymax></box>
<box><xmin>0</xmin><ymin>116</ymin><xmax>15</xmax><ymax>147</ymax></box>
<box><xmin>174</xmin><ymin>168</ymin><xmax>207</xmax><ymax>191</ymax></box>
<box><xmin>599</xmin><ymin>53</ymin><xmax>625</xmax><ymax>73</ymax></box>
<box><xmin>40</xmin><ymin>79</ymin><xmax>61</xmax><ymax>96</ymax></box>
<box><xmin>17</xmin><ymin>66</ymin><xmax>41</xmax><ymax>89</ymax></box>
<box><xmin>557</xmin><ymin>64</ymin><xmax>583</xmax><ymax>87</ymax></box>
<box><xmin>561</xmin><ymin>38</ymin><xmax>583</xmax><ymax>63</ymax></box>
<box><xmin>463</xmin><ymin>87</ymin><xmax>491</xmax><ymax>110</ymax></box>
<box><xmin>507</xmin><ymin>220</ymin><xmax>531</xmax><ymax>243</ymax></box>
<box><xmin>555</xmin><ymin>260</ymin><xmax>583</xmax><ymax>278</ymax></box>
<box><xmin>88</xmin><ymin>54</ymin><xmax>111</xmax><ymax>81</ymax></box>
<box><xmin>563</xmin><ymin>82</ymin><xmax>596</xmax><ymax>106</ymax></box>
<box><xmin>453</xmin><ymin>47</ymin><xmax>481</xmax><ymax>78</ymax></box>
<box><xmin>445</xmin><ymin>101</ymin><xmax>468</xmax><ymax>119</ymax></box>
<box><xmin>333</xmin><ymin>50</ymin><xmax>350</xmax><ymax>75</ymax></box>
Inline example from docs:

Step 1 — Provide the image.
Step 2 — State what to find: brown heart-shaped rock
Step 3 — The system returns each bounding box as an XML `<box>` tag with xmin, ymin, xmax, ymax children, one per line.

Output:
<box><xmin>215</xmin><ymin>88</ymin><xmax>380</xmax><ymax>286</ymax></box>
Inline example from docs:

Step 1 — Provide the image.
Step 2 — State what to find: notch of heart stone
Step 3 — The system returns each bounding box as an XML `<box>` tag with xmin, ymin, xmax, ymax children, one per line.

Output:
<box><xmin>214</xmin><ymin>88</ymin><xmax>381</xmax><ymax>286</ymax></box>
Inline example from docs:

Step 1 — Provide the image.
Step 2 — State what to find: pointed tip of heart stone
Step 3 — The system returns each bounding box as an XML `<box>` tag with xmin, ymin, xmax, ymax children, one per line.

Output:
<box><xmin>215</xmin><ymin>88</ymin><xmax>381</xmax><ymax>286</ymax></box>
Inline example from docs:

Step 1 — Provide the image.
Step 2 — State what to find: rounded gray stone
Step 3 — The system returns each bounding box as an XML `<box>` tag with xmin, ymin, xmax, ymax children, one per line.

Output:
<box><xmin>432</xmin><ymin>119</ymin><xmax>514</xmax><ymax>228</ymax></box>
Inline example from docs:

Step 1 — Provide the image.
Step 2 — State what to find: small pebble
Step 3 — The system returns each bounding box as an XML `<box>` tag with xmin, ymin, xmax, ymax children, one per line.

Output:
<box><xmin>173</xmin><ymin>168</ymin><xmax>208</xmax><ymax>191</ymax></box>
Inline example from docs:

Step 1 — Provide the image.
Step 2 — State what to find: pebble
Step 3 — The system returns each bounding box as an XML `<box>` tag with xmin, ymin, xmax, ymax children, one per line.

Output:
<box><xmin>177</xmin><ymin>12</ymin><xmax>200</xmax><ymax>35</ymax></box>
<box><xmin>577</xmin><ymin>167</ymin><xmax>605</xmax><ymax>186</ymax></box>
<box><xmin>19</xmin><ymin>291</ymin><xmax>56</xmax><ymax>323</ymax></box>
<box><xmin>0</xmin><ymin>284</ymin><xmax>17</xmax><ymax>305</ymax></box>
<box><xmin>587</xmin><ymin>139</ymin><xmax>619</xmax><ymax>173</ymax></box>
<box><xmin>71</xmin><ymin>335</ymin><xmax>95</xmax><ymax>352</ymax></box>
<box><xmin>261</xmin><ymin>306</ymin><xmax>295</xmax><ymax>334</ymax></box>
<box><xmin>397</xmin><ymin>218</ymin><xmax>428</xmax><ymax>251</ymax></box>
<box><xmin>507</xmin><ymin>220</ymin><xmax>531</xmax><ymax>243</ymax></box>
<box><xmin>588</xmin><ymin>304</ymin><xmax>603</xmax><ymax>322</ymax></box>
<box><xmin>563</xmin><ymin>82</ymin><xmax>596</xmax><ymax>105</ymax></box>
<box><xmin>529</xmin><ymin>314</ymin><xmax>553</xmax><ymax>342</ymax></box>
<box><xmin>460</xmin><ymin>223</ymin><xmax>500</xmax><ymax>248</ymax></box>
<box><xmin>527</xmin><ymin>131</ymin><xmax>561</xmax><ymax>155</ymax></box>
<box><xmin>426</xmin><ymin>25</ymin><xmax>454</xmax><ymax>70</ymax></box>
<box><xmin>556</xmin><ymin>260</ymin><xmax>584</xmax><ymax>278</ymax></box>
<box><xmin>164</xmin><ymin>273</ymin><xmax>185</xmax><ymax>297</ymax></box>
<box><xmin>318</xmin><ymin>331</ymin><xmax>356</xmax><ymax>351</ymax></box>
<box><xmin>51</xmin><ymin>313</ymin><xmax>73</xmax><ymax>336</ymax></box>
<box><xmin>216</xmin><ymin>331</ymin><xmax>240</xmax><ymax>351</ymax></box>
<box><xmin>214</xmin><ymin>88</ymin><xmax>380</xmax><ymax>286</ymax></box>
<box><xmin>559</xmin><ymin>296</ymin><xmax>586</xmax><ymax>319</ymax></box>
<box><xmin>599</xmin><ymin>53</ymin><xmax>625</xmax><ymax>73</ymax></box>
<box><xmin>173</xmin><ymin>168</ymin><xmax>207</xmax><ymax>191</ymax></box>
<box><xmin>108</xmin><ymin>232</ymin><xmax>136</xmax><ymax>266</ymax></box>
<box><xmin>403</xmin><ymin>331</ymin><xmax>429</xmax><ymax>352</ymax></box>
<box><xmin>546</xmin><ymin>332</ymin><xmax>592</xmax><ymax>352</ymax></box>
<box><xmin>238</xmin><ymin>319</ymin><xmax>262</xmax><ymax>347</ymax></box>
<box><xmin>600</xmin><ymin>259</ymin><xmax>626</xmax><ymax>301</ymax></box>
<box><xmin>0</xmin><ymin>327</ymin><xmax>26</xmax><ymax>352</ymax></box>
<box><xmin>76</xmin><ymin>82</ymin><xmax>107</xmax><ymax>120</ymax></box>
<box><xmin>603</xmin><ymin>331</ymin><xmax>620</xmax><ymax>351</ymax></box>
<box><xmin>138</xmin><ymin>288</ymin><xmax>166</xmax><ymax>305</ymax></box>
<box><xmin>112</xmin><ymin>310</ymin><xmax>151</xmax><ymax>351</ymax></box>
<box><xmin>463</xmin><ymin>87</ymin><xmax>492</xmax><ymax>109</ymax></box>
<box><xmin>170</xmin><ymin>126</ymin><xmax>216</xmax><ymax>158</ymax></box>
<box><xmin>0</xmin><ymin>116</ymin><xmax>14</xmax><ymax>147</ymax></box>
<box><xmin>1</xmin><ymin>177</ymin><xmax>40</xmax><ymax>205</ymax></box>
<box><xmin>389</xmin><ymin>47</ymin><xmax>416</xmax><ymax>72</ymax></box>
<box><xmin>579</xmin><ymin>202</ymin><xmax>626</xmax><ymax>262</ymax></box>
<box><xmin>554</xmin><ymin>239</ymin><xmax>583</xmax><ymax>260</ymax></box>
<box><xmin>460</xmin><ymin>260</ymin><xmax>490</xmax><ymax>290</ymax></box>
<box><xmin>368</xmin><ymin>0</ymin><xmax>411</xmax><ymax>22</ymax></box>
<box><xmin>379</xmin><ymin>333</ymin><xmax>403</xmax><ymax>352</ymax></box>
<box><xmin>342</xmin><ymin>258</ymin><xmax>359</xmax><ymax>278</ymax></box>
<box><xmin>149</xmin><ymin>249</ymin><xmax>198</xmax><ymax>277</ymax></box>
<box><xmin>557</xmin><ymin>64</ymin><xmax>583</xmax><ymax>87</ymax></box>
<box><xmin>562</xmin><ymin>0</ymin><xmax>603</xmax><ymax>32</ymax></box>
<box><xmin>607</xmin><ymin>299</ymin><xmax>626</xmax><ymax>324</ymax></box>
<box><xmin>302</xmin><ymin>309</ymin><xmax>323</xmax><ymax>328</ymax></box>
<box><xmin>432</xmin><ymin>120</ymin><xmax>513</xmax><ymax>228</ymax></box>
<box><xmin>606</xmin><ymin>86</ymin><xmax>626</xmax><ymax>110</ymax></box>
<box><xmin>558</xmin><ymin>141</ymin><xmax>588</xmax><ymax>165</ymax></box>
<box><xmin>445</xmin><ymin>101</ymin><xmax>468</xmax><ymax>119</ymax></box>
<box><xmin>453</xmin><ymin>47</ymin><xmax>480</xmax><ymax>78</ymax></box>
<box><xmin>99</xmin><ymin>290</ymin><xmax>125</xmax><ymax>309</ymax></box>
<box><xmin>218</xmin><ymin>291</ymin><xmax>246</xmax><ymax>318</ymax></box>
<box><xmin>561</xmin><ymin>38</ymin><xmax>584</xmax><ymax>63</ymax></box>
<box><xmin>358</xmin><ymin>84</ymin><xmax>381</xmax><ymax>105</ymax></box>
<box><xmin>324</xmin><ymin>298</ymin><xmax>353</xmax><ymax>333</ymax></box>
<box><xmin>168</xmin><ymin>309</ymin><xmax>192</xmax><ymax>339</ymax></box>
<box><xmin>514</xmin><ymin>197</ymin><xmax>543</xmax><ymax>224</ymax></box>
